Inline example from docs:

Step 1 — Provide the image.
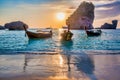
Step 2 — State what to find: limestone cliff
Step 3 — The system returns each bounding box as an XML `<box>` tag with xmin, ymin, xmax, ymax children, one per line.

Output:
<box><xmin>66</xmin><ymin>1</ymin><xmax>95</xmax><ymax>29</ymax></box>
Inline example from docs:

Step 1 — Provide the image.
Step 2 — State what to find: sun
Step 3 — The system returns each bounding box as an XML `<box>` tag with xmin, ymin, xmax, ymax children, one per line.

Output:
<box><xmin>56</xmin><ymin>12</ymin><xmax>65</xmax><ymax>21</ymax></box>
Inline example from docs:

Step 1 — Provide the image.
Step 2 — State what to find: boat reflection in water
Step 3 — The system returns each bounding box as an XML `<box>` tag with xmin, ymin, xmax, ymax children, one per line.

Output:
<box><xmin>22</xmin><ymin>39</ymin><xmax>97</xmax><ymax>80</ymax></box>
<box><xmin>59</xmin><ymin>39</ymin><xmax>97</xmax><ymax>80</ymax></box>
<box><xmin>23</xmin><ymin>52</ymin><xmax>96</xmax><ymax>80</ymax></box>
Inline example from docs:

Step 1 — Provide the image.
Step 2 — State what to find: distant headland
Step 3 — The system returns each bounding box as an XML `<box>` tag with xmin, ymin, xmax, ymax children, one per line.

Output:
<box><xmin>100</xmin><ymin>20</ymin><xmax>118</xmax><ymax>29</ymax></box>
<box><xmin>0</xmin><ymin>21</ymin><xmax>28</xmax><ymax>30</ymax></box>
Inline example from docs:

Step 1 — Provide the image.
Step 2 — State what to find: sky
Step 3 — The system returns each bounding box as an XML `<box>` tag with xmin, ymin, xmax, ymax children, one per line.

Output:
<box><xmin>0</xmin><ymin>0</ymin><xmax>120</xmax><ymax>28</ymax></box>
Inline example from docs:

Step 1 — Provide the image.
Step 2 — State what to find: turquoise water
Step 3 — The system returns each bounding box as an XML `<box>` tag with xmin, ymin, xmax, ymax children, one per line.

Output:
<box><xmin>0</xmin><ymin>29</ymin><xmax>120</xmax><ymax>80</ymax></box>
<box><xmin>0</xmin><ymin>29</ymin><xmax>120</xmax><ymax>53</ymax></box>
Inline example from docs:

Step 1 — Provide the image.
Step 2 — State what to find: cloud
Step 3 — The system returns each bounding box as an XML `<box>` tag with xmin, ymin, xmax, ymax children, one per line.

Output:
<box><xmin>0</xmin><ymin>0</ymin><xmax>120</xmax><ymax>28</ymax></box>
<box><xmin>0</xmin><ymin>0</ymin><xmax>74</xmax><ymax>27</ymax></box>
<box><xmin>96</xmin><ymin>7</ymin><xmax>113</xmax><ymax>10</ymax></box>
<box><xmin>95</xmin><ymin>1</ymin><xmax>120</xmax><ymax>19</ymax></box>
<box><xmin>15</xmin><ymin>0</ymin><xmax>75</xmax><ymax>15</ymax></box>
<box><xmin>70</xmin><ymin>0</ymin><xmax>116</xmax><ymax>7</ymax></box>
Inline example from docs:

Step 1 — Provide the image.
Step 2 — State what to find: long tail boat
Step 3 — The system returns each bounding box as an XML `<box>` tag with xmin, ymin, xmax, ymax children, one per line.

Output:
<box><xmin>84</xmin><ymin>26</ymin><xmax>102</xmax><ymax>36</ymax></box>
<box><xmin>86</xmin><ymin>29</ymin><xmax>101</xmax><ymax>36</ymax></box>
<box><xmin>23</xmin><ymin>25</ymin><xmax>52</xmax><ymax>39</ymax></box>
<box><xmin>61</xmin><ymin>25</ymin><xmax>73</xmax><ymax>41</ymax></box>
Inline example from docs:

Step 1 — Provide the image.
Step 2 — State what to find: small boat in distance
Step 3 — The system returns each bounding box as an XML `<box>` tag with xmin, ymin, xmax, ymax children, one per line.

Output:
<box><xmin>23</xmin><ymin>25</ymin><xmax>52</xmax><ymax>39</ymax></box>
<box><xmin>84</xmin><ymin>26</ymin><xmax>102</xmax><ymax>36</ymax></box>
<box><xmin>62</xmin><ymin>26</ymin><xmax>68</xmax><ymax>29</ymax></box>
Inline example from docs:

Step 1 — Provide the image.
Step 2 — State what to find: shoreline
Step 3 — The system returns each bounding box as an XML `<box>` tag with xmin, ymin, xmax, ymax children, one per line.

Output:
<box><xmin>0</xmin><ymin>51</ymin><xmax>120</xmax><ymax>80</ymax></box>
<box><xmin>0</xmin><ymin>50</ymin><xmax>120</xmax><ymax>55</ymax></box>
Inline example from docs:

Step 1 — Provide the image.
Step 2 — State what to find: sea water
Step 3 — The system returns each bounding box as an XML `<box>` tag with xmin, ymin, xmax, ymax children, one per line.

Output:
<box><xmin>0</xmin><ymin>29</ymin><xmax>120</xmax><ymax>53</ymax></box>
<box><xmin>0</xmin><ymin>29</ymin><xmax>120</xmax><ymax>80</ymax></box>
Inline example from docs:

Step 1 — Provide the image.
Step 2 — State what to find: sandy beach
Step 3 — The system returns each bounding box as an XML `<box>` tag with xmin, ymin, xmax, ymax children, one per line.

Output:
<box><xmin>0</xmin><ymin>0</ymin><xmax>120</xmax><ymax>80</ymax></box>
<box><xmin>0</xmin><ymin>51</ymin><xmax>120</xmax><ymax>80</ymax></box>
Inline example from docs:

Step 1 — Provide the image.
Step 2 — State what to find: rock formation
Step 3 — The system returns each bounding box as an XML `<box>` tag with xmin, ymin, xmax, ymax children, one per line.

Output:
<box><xmin>0</xmin><ymin>25</ymin><xmax>5</xmax><ymax>30</ymax></box>
<box><xmin>101</xmin><ymin>20</ymin><xmax>118</xmax><ymax>29</ymax></box>
<box><xmin>66</xmin><ymin>1</ymin><xmax>95</xmax><ymax>29</ymax></box>
<box><xmin>4</xmin><ymin>21</ymin><xmax>28</xmax><ymax>30</ymax></box>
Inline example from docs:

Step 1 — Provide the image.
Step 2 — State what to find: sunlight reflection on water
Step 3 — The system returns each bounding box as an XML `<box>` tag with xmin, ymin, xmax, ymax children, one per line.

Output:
<box><xmin>0</xmin><ymin>29</ymin><xmax>120</xmax><ymax>80</ymax></box>
<box><xmin>0</xmin><ymin>53</ymin><xmax>120</xmax><ymax>80</ymax></box>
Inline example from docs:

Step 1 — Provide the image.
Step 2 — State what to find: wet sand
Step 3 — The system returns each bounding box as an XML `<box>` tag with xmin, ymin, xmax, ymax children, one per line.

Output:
<box><xmin>0</xmin><ymin>51</ymin><xmax>120</xmax><ymax>80</ymax></box>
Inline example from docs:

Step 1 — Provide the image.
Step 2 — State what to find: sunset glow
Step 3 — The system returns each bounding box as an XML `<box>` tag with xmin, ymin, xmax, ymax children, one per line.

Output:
<box><xmin>0</xmin><ymin>1</ymin><xmax>120</xmax><ymax>80</ymax></box>
<box><xmin>0</xmin><ymin>0</ymin><xmax>120</xmax><ymax>28</ymax></box>
<box><xmin>56</xmin><ymin>12</ymin><xmax>66</xmax><ymax>21</ymax></box>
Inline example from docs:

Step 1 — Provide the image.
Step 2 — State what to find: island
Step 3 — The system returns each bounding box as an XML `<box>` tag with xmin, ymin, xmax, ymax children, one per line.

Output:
<box><xmin>4</xmin><ymin>21</ymin><xmax>28</xmax><ymax>30</ymax></box>
<box><xmin>66</xmin><ymin>1</ymin><xmax>95</xmax><ymax>29</ymax></box>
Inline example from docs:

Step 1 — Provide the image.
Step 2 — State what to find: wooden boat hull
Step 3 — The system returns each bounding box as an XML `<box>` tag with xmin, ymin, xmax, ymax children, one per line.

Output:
<box><xmin>61</xmin><ymin>31</ymin><xmax>73</xmax><ymax>41</ymax></box>
<box><xmin>86</xmin><ymin>30</ymin><xmax>101</xmax><ymax>36</ymax></box>
<box><xmin>23</xmin><ymin>25</ymin><xmax>52</xmax><ymax>39</ymax></box>
<box><xmin>26</xmin><ymin>31</ymin><xmax>52</xmax><ymax>38</ymax></box>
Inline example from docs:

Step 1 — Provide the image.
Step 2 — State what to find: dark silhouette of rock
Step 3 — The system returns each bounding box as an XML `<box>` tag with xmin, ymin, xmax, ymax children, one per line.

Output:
<box><xmin>101</xmin><ymin>20</ymin><xmax>118</xmax><ymax>29</ymax></box>
<box><xmin>66</xmin><ymin>1</ymin><xmax>95</xmax><ymax>29</ymax></box>
<box><xmin>4</xmin><ymin>21</ymin><xmax>28</xmax><ymax>30</ymax></box>
<box><xmin>0</xmin><ymin>25</ymin><xmax>5</xmax><ymax>30</ymax></box>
